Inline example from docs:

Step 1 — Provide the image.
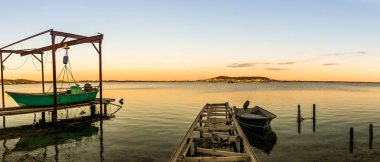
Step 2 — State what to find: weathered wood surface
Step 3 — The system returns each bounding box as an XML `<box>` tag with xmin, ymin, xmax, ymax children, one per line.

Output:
<box><xmin>0</xmin><ymin>98</ymin><xmax>115</xmax><ymax>116</ymax></box>
<box><xmin>170</xmin><ymin>102</ymin><xmax>259</xmax><ymax>162</ymax></box>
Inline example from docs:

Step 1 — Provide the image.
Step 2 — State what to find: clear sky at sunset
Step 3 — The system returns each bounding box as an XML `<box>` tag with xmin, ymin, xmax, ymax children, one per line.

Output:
<box><xmin>1</xmin><ymin>0</ymin><xmax>380</xmax><ymax>82</ymax></box>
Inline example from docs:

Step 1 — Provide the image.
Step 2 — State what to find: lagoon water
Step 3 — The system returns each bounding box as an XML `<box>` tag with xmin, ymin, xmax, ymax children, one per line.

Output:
<box><xmin>1</xmin><ymin>82</ymin><xmax>380</xmax><ymax>162</ymax></box>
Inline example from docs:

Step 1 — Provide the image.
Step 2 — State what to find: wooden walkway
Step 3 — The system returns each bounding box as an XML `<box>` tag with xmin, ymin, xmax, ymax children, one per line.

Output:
<box><xmin>0</xmin><ymin>98</ymin><xmax>115</xmax><ymax>116</ymax></box>
<box><xmin>170</xmin><ymin>102</ymin><xmax>259</xmax><ymax>162</ymax></box>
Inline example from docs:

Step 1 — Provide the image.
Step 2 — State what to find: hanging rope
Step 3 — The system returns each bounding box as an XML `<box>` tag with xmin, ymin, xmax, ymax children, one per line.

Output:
<box><xmin>31</xmin><ymin>55</ymin><xmax>41</xmax><ymax>71</ymax></box>
<box><xmin>4</xmin><ymin>55</ymin><xmax>30</xmax><ymax>70</ymax></box>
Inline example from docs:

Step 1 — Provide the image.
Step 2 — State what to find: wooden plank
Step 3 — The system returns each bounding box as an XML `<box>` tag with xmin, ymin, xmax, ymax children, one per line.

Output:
<box><xmin>170</xmin><ymin>104</ymin><xmax>208</xmax><ymax>162</ymax></box>
<box><xmin>184</xmin><ymin>156</ymin><xmax>250</xmax><ymax>162</ymax></box>
<box><xmin>170</xmin><ymin>103</ymin><xmax>259</xmax><ymax>162</ymax></box>
<box><xmin>194</xmin><ymin>126</ymin><xmax>236</xmax><ymax>132</ymax></box>
<box><xmin>196</xmin><ymin>147</ymin><xmax>246</xmax><ymax>157</ymax></box>
<box><xmin>202</xmin><ymin>113</ymin><xmax>229</xmax><ymax>116</ymax></box>
<box><xmin>182</xmin><ymin>138</ymin><xmax>193</xmax><ymax>158</ymax></box>
<box><xmin>200</xmin><ymin>118</ymin><xmax>233</xmax><ymax>122</ymax></box>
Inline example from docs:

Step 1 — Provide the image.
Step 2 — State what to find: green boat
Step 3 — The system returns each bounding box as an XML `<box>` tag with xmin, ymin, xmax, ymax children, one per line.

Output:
<box><xmin>6</xmin><ymin>84</ymin><xmax>98</xmax><ymax>107</ymax></box>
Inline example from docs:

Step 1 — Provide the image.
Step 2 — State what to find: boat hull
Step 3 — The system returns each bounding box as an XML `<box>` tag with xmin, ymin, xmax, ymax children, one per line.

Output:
<box><xmin>236</xmin><ymin>115</ymin><xmax>273</xmax><ymax>129</ymax></box>
<box><xmin>6</xmin><ymin>91</ymin><xmax>98</xmax><ymax>107</ymax></box>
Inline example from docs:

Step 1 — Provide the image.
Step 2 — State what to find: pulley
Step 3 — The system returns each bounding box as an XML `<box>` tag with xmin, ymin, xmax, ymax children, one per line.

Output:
<box><xmin>63</xmin><ymin>44</ymin><xmax>70</xmax><ymax>64</ymax></box>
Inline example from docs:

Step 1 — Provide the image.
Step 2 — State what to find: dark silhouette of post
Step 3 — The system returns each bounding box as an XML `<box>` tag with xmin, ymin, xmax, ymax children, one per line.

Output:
<box><xmin>313</xmin><ymin>104</ymin><xmax>316</xmax><ymax>132</ymax></box>
<box><xmin>350</xmin><ymin>127</ymin><xmax>354</xmax><ymax>153</ymax></box>
<box><xmin>0</xmin><ymin>52</ymin><xmax>5</xmax><ymax>128</ymax></box>
<box><xmin>369</xmin><ymin>124</ymin><xmax>373</xmax><ymax>149</ymax></box>
<box><xmin>51</xmin><ymin>30</ymin><xmax>58</xmax><ymax>122</ymax></box>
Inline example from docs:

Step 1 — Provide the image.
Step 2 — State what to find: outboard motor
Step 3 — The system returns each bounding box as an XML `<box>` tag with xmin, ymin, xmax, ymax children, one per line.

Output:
<box><xmin>119</xmin><ymin>98</ymin><xmax>124</xmax><ymax>105</ymax></box>
<box><xmin>243</xmin><ymin>100</ymin><xmax>250</xmax><ymax>109</ymax></box>
<box><xmin>84</xmin><ymin>83</ymin><xmax>93</xmax><ymax>92</ymax></box>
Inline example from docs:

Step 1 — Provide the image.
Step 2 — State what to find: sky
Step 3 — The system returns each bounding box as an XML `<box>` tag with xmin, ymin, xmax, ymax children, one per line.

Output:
<box><xmin>1</xmin><ymin>0</ymin><xmax>380</xmax><ymax>82</ymax></box>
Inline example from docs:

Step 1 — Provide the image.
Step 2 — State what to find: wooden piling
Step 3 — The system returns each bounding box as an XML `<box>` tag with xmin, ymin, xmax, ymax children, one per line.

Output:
<box><xmin>369</xmin><ymin>124</ymin><xmax>373</xmax><ymax>149</ymax></box>
<box><xmin>41</xmin><ymin>112</ymin><xmax>46</xmax><ymax>123</ymax></box>
<box><xmin>313</xmin><ymin>104</ymin><xmax>316</xmax><ymax>132</ymax></box>
<box><xmin>350</xmin><ymin>127</ymin><xmax>354</xmax><ymax>153</ymax></box>
<box><xmin>240</xmin><ymin>138</ymin><xmax>244</xmax><ymax>153</ymax></box>
<box><xmin>104</xmin><ymin>104</ymin><xmax>107</xmax><ymax>116</ymax></box>
<box><xmin>90</xmin><ymin>105</ymin><xmax>96</xmax><ymax>117</ymax></box>
<box><xmin>297</xmin><ymin>104</ymin><xmax>302</xmax><ymax>122</ymax></box>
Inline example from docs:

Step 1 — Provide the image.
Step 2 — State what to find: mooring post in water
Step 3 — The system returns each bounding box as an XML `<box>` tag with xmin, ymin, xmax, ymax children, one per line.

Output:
<box><xmin>350</xmin><ymin>127</ymin><xmax>354</xmax><ymax>153</ymax></box>
<box><xmin>41</xmin><ymin>112</ymin><xmax>46</xmax><ymax>123</ymax></box>
<box><xmin>90</xmin><ymin>105</ymin><xmax>96</xmax><ymax>117</ymax></box>
<box><xmin>103</xmin><ymin>104</ymin><xmax>107</xmax><ymax>116</ymax></box>
<box><xmin>369</xmin><ymin>124</ymin><xmax>373</xmax><ymax>149</ymax></box>
<box><xmin>297</xmin><ymin>105</ymin><xmax>301</xmax><ymax>122</ymax></box>
<box><xmin>313</xmin><ymin>104</ymin><xmax>316</xmax><ymax>132</ymax></box>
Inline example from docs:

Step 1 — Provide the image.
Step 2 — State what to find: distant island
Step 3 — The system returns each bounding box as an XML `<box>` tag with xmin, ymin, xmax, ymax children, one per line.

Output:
<box><xmin>199</xmin><ymin>76</ymin><xmax>275</xmax><ymax>83</ymax></box>
<box><xmin>0</xmin><ymin>76</ymin><xmax>379</xmax><ymax>84</ymax></box>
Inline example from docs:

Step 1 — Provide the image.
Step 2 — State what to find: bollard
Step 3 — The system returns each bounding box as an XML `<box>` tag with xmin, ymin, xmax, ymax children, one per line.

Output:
<box><xmin>350</xmin><ymin>127</ymin><xmax>354</xmax><ymax>153</ymax></box>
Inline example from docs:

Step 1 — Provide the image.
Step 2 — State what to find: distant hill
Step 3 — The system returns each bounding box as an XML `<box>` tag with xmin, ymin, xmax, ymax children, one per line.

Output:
<box><xmin>200</xmin><ymin>76</ymin><xmax>276</xmax><ymax>83</ymax></box>
<box><xmin>2</xmin><ymin>79</ymin><xmax>40</xmax><ymax>85</ymax></box>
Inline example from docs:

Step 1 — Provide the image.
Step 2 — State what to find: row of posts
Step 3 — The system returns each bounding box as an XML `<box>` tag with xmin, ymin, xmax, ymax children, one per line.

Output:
<box><xmin>37</xmin><ymin>104</ymin><xmax>108</xmax><ymax>124</ymax></box>
<box><xmin>350</xmin><ymin>124</ymin><xmax>374</xmax><ymax>153</ymax></box>
<box><xmin>297</xmin><ymin>104</ymin><xmax>375</xmax><ymax>153</ymax></box>
<box><xmin>297</xmin><ymin>104</ymin><xmax>316</xmax><ymax>133</ymax></box>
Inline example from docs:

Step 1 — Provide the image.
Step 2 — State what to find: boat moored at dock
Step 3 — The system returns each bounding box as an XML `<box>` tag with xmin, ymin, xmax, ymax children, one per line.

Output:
<box><xmin>234</xmin><ymin>106</ymin><xmax>277</xmax><ymax>129</ymax></box>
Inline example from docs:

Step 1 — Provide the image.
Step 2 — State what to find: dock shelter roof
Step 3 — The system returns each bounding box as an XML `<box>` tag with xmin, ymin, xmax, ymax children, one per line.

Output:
<box><xmin>0</xmin><ymin>29</ymin><xmax>103</xmax><ymax>56</ymax></box>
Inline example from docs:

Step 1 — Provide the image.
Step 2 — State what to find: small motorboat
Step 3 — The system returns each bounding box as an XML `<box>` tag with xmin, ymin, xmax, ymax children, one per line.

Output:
<box><xmin>234</xmin><ymin>106</ymin><xmax>277</xmax><ymax>129</ymax></box>
<box><xmin>6</xmin><ymin>84</ymin><xmax>98</xmax><ymax>107</ymax></box>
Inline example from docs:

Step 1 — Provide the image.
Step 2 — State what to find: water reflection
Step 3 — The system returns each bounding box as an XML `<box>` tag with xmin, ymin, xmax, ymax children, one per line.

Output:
<box><xmin>0</xmin><ymin>117</ymin><xmax>107</xmax><ymax>161</ymax></box>
<box><xmin>243</xmin><ymin>127</ymin><xmax>277</xmax><ymax>154</ymax></box>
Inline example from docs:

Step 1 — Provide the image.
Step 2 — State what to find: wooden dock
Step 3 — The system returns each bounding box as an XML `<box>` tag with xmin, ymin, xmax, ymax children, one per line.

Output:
<box><xmin>0</xmin><ymin>98</ymin><xmax>115</xmax><ymax>116</ymax></box>
<box><xmin>170</xmin><ymin>102</ymin><xmax>259</xmax><ymax>162</ymax></box>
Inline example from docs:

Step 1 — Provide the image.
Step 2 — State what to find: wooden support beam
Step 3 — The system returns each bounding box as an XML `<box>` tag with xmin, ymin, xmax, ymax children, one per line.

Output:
<box><xmin>184</xmin><ymin>155</ymin><xmax>250</xmax><ymax>162</ymax></box>
<box><xmin>182</xmin><ymin>138</ymin><xmax>193</xmax><ymax>158</ymax></box>
<box><xmin>194</xmin><ymin>126</ymin><xmax>236</xmax><ymax>132</ymax></box>
<box><xmin>196</xmin><ymin>147</ymin><xmax>247</xmax><ymax>157</ymax></box>
<box><xmin>202</xmin><ymin>113</ymin><xmax>229</xmax><ymax>116</ymax></box>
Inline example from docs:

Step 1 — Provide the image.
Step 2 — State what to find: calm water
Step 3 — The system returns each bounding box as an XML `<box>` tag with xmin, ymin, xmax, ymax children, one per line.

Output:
<box><xmin>1</xmin><ymin>82</ymin><xmax>380</xmax><ymax>162</ymax></box>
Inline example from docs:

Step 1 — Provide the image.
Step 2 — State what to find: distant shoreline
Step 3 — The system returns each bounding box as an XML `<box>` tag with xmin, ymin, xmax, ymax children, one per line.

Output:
<box><xmin>2</xmin><ymin>76</ymin><xmax>380</xmax><ymax>85</ymax></box>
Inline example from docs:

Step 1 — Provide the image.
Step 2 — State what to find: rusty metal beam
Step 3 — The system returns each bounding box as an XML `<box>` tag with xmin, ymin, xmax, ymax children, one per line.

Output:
<box><xmin>21</xmin><ymin>34</ymin><xmax>103</xmax><ymax>56</ymax></box>
<box><xmin>53</xmin><ymin>31</ymin><xmax>85</xmax><ymax>39</ymax></box>
<box><xmin>0</xmin><ymin>50</ymin><xmax>43</xmax><ymax>54</ymax></box>
<box><xmin>31</xmin><ymin>54</ymin><xmax>42</xmax><ymax>63</ymax></box>
<box><xmin>51</xmin><ymin>31</ymin><xmax>58</xmax><ymax>122</ymax></box>
<box><xmin>0</xmin><ymin>53</ymin><xmax>5</xmax><ymax>109</ymax></box>
<box><xmin>0</xmin><ymin>29</ymin><xmax>52</xmax><ymax>50</ymax></box>
<box><xmin>2</xmin><ymin>53</ymin><xmax>12</xmax><ymax>63</ymax></box>
<box><xmin>41</xmin><ymin>54</ymin><xmax>45</xmax><ymax>93</ymax></box>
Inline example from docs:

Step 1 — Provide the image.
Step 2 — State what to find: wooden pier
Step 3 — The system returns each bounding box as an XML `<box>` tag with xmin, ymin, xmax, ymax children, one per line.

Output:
<box><xmin>0</xmin><ymin>98</ymin><xmax>114</xmax><ymax>117</ymax></box>
<box><xmin>170</xmin><ymin>102</ymin><xmax>259</xmax><ymax>162</ymax></box>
